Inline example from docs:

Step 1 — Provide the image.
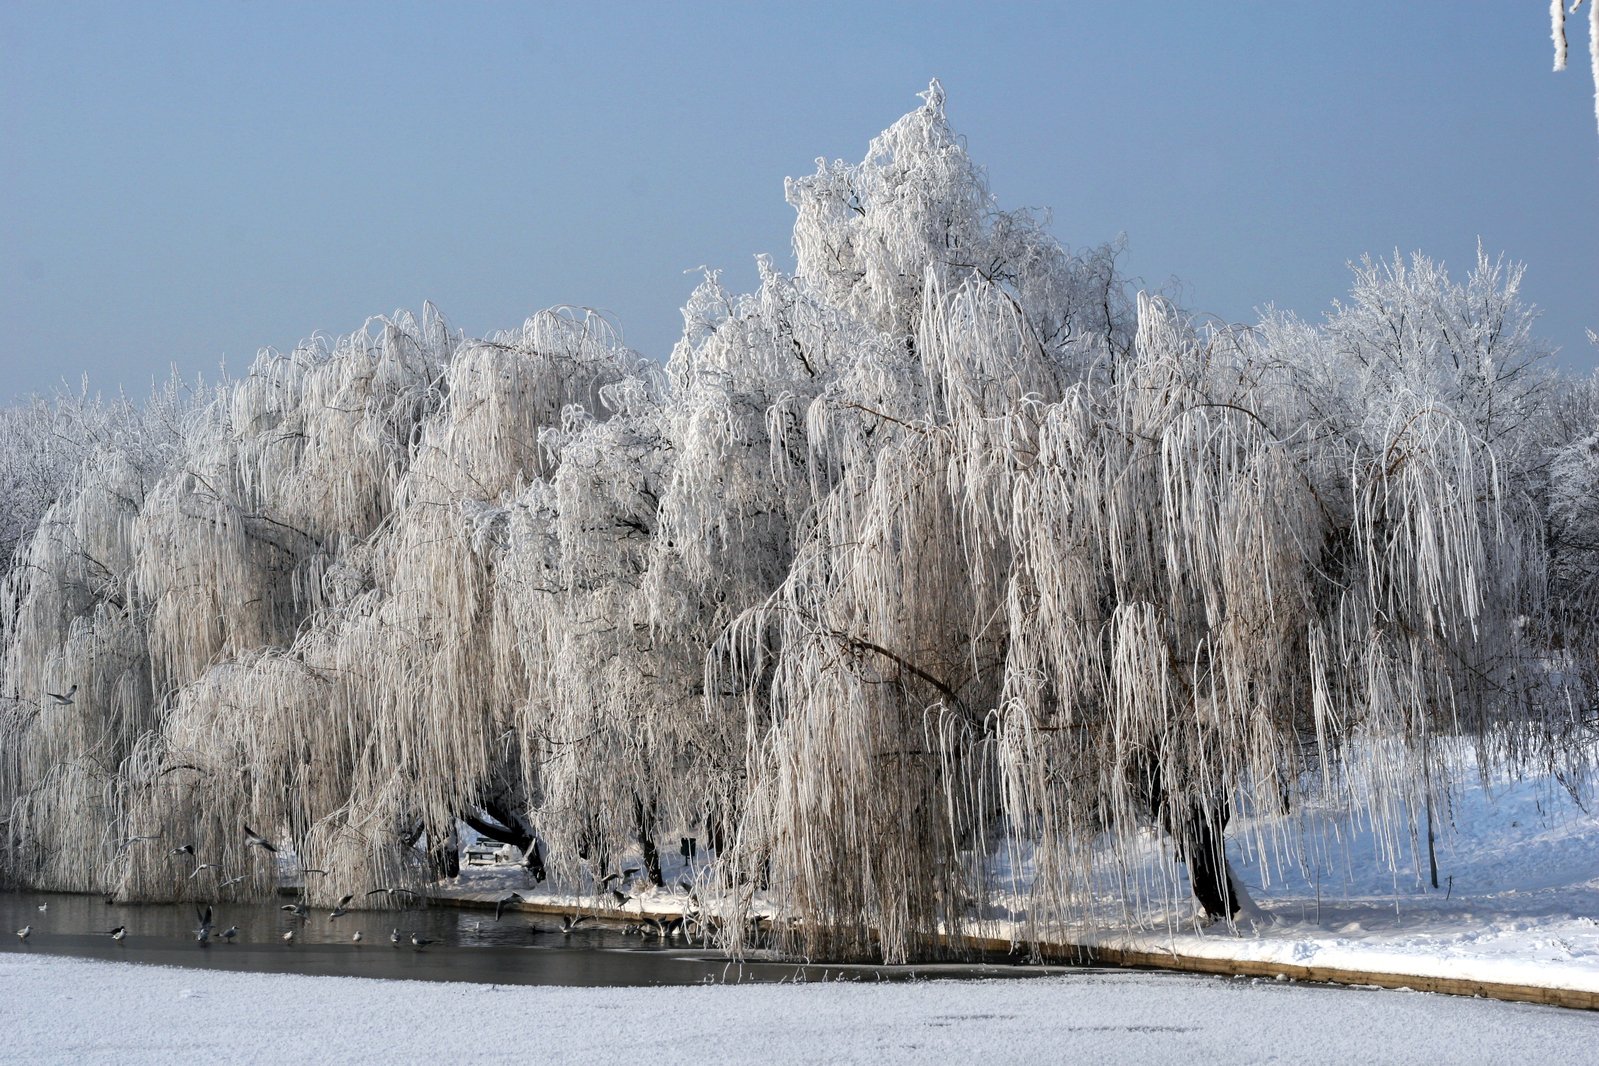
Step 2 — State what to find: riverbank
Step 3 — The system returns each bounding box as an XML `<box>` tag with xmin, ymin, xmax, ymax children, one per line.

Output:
<box><xmin>432</xmin><ymin>753</ymin><xmax>1599</xmax><ymax>1008</ymax></box>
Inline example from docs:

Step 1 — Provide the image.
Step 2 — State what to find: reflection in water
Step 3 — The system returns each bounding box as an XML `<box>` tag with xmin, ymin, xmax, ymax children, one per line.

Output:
<box><xmin>0</xmin><ymin>891</ymin><xmax>1075</xmax><ymax>987</ymax></box>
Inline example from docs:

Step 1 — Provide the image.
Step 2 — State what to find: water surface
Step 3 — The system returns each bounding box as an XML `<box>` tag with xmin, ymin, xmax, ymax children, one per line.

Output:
<box><xmin>0</xmin><ymin>890</ymin><xmax>1079</xmax><ymax>986</ymax></box>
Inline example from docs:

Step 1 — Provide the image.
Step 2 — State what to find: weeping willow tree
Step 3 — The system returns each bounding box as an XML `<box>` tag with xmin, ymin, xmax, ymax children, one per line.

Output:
<box><xmin>0</xmin><ymin>84</ymin><xmax>1583</xmax><ymax>963</ymax></box>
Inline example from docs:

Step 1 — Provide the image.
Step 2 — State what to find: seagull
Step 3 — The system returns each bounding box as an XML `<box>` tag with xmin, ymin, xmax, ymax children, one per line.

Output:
<box><xmin>242</xmin><ymin>825</ymin><xmax>277</xmax><ymax>853</ymax></box>
<box><xmin>188</xmin><ymin>863</ymin><xmax>223</xmax><ymax>880</ymax></box>
<box><xmin>329</xmin><ymin>894</ymin><xmax>354</xmax><ymax>919</ymax></box>
<box><xmin>221</xmin><ymin>926</ymin><xmax>238</xmax><ymax>942</ymax></box>
<box><xmin>45</xmin><ymin>684</ymin><xmax>77</xmax><ymax>705</ymax></box>
<box><xmin>560</xmin><ymin>914</ymin><xmax>592</xmax><ymax>935</ymax></box>
<box><xmin>352</xmin><ymin>930</ymin><xmax>363</xmax><ymax>943</ymax></box>
<box><xmin>410</xmin><ymin>933</ymin><xmax>434</xmax><ymax>951</ymax></box>
<box><xmin>389</xmin><ymin>928</ymin><xmax>401</xmax><ymax>946</ymax></box>
<box><xmin>366</xmin><ymin>886</ymin><xmax>422</xmax><ymax>904</ymax></box>
<box><xmin>195</xmin><ymin>905</ymin><xmax>213</xmax><ymax>944</ymax></box>
<box><xmin>16</xmin><ymin>926</ymin><xmax>31</xmax><ymax>941</ymax></box>
<box><xmin>218</xmin><ymin>874</ymin><xmax>246</xmax><ymax>889</ymax></box>
<box><xmin>598</xmin><ymin>868</ymin><xmax>639</xmax><ymax>889</ymax></box>
<box><xmin>280</xmin><ymin>902</ymin><xmax>309</xmax><ymax>920</ymax></box>
<box><xmin>281</xmin><ymin>929</ymin><xmax>295</xmax><ymax>944</ymax></box>
<box><xmin>36</xmin><ymin>902</ymin><xmax>47</xmax><ymax>912</ymax></box>
<box><xmin>170</xmin><ymin>843</ymin><xmax>195</xmax><ymax>859</ymax></box>
<box><xmin>494</xmin><ymin>892</ymin><xmax>525</xmax><ymax>921</ymax></box>
<box><xmin>102</xmin><ymin>926</ymin><xmax>127</xmax><ymax>940</ymax></box>
<box><xmin>117</xmin><ymin>834</ymin><xmax>159</xmax><ymax>852</ymax></box>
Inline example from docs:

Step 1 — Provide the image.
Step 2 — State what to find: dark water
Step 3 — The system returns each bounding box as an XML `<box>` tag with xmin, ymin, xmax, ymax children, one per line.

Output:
<box><xmin>0</xmin><ymin>890</ymin><xmax>1078</xmax><ymax>986</ymax></box>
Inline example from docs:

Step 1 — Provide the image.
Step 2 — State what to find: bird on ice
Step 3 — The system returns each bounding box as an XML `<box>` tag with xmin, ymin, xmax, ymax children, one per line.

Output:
<box><xmin>281</xmin><ymin>929</ymin><xmax>295</xmax><ymax>944</ymax></box>
<box><xmin>410</xmin><ymin>933</ymin><xmax>434</xmax><ymax>951</ymax></box>
<box><xmin>220</xmin><ymin>926</ymin><xmax>238</xmax><ymax>942</ymax></box>
<box><xmin>101</xmin><ymin>926</ymin><xmax>127</xmax><ymax>940</ymax></box>
<box><xmin>194</xmin><ymin>905</ymin><xmax>213</xmax><ymax>944</ymax></box>
<box><xmin>45</xmin><ymin>684</ymin><xmax>76</xmax><ymax>705</ymax></box>
<box><xmin>352</xmin><ymin>930</ymin><xmax>363</xmax><ymax>943</ymax></box>
<box><xmin>242</xmin><ymin>825</ymin><xmax>277</xmax><ymax>852</ymax></box>
<box><xmin>16</xmin><ymin>926</ymin><xmax>31</xmax><ymax>941</ymax></box>
<box><xmin>389</xmin><ymin>928</ymin><xmax>401</xmax><ymax>946</ymax></box>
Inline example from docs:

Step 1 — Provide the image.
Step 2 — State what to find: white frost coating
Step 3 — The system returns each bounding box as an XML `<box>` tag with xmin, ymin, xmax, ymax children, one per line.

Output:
<box><xmin>1555</xmin><ymin>0</ymin><xmax>1569</xmax><ymax>71</ymax></box>
<box><xmin>0</xmin><ymin>86</ymin><xmax>1584</xmax><ymax>967</ymax></box>
<box><xmin>1552</xmin><ymin>0</ymin><xmax>1599</xmax><ymax>133</ymax></box>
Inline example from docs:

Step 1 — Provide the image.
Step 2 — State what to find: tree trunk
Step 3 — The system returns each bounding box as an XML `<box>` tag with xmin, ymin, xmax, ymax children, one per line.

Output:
<box><xmin>633</xmin><ymin>794</ymin><xmax>664</xmax><ymax>887</ymax></box>
<box><xmin>1143</xmin><ymin>765</ymin><xmax>1239</xmax><ymax>921</ymax></box>
<box><xmin>1169</xmin><ymin>798</ymin><xmax>1239</xmax><ymax>921</ymax></box>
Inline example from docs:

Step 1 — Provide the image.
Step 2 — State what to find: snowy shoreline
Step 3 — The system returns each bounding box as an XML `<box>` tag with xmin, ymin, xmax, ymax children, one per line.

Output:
<box><xmin>429</xmin><ymin>757</ymin><xmax>1599</xmax><ymax>1006</ymax></box>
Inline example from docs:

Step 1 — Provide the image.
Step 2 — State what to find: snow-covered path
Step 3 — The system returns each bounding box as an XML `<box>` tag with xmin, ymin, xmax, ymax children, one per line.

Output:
<box><xmin>3</xmin><ymin>952</ymin><xmax>1594</xmax><ymax>1065</ymax></box>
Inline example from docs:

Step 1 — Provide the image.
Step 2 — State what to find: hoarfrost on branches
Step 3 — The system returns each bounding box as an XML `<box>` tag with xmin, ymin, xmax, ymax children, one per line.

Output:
<box><xmin>0</xmin><ymin>85</ymin><xmax>1590</xmax><ymax>964</ymax></box>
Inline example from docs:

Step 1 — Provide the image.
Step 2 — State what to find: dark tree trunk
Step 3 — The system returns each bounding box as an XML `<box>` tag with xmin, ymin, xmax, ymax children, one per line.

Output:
<box><xmin>1143</xmin><ymin>764</ymin><xmax>1239</xmax><ymax>921</ymax></box>
<box><xmin>1169</xmin><ymin>798</ymin><xmax>1239</xmax><ymax>921</ymax></box>
<box><xmin>633</xmin><ymin>794</ymin><xmax>664</xmax><ymax>887</ymax></box>
<box><xmin>427</xmin><ymin>827</ymin><xmax>460</xmax><ymax>880</ymax></box>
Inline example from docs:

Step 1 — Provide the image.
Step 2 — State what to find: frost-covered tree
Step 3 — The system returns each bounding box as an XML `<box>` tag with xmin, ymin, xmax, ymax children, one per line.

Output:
<box><xmin>0</xmin><ymin>85</ymin><xmax>1579</xmax><ymax>966</ymax></box>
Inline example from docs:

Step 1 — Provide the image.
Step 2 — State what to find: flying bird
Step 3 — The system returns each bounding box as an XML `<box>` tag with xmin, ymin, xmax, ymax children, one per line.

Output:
<box><xmin>188</xmin><ymin>863</ymin><xmax>223</xmax><ymax>879</ymax></box>
<box><xmin>281</xmin><ymin>929</ymin><xmax>295</xmax><ymax>944</ymax></box>
<box><xmin>329</xmin><ymin>894</ymin><xmax>354</xmax><ymax>919</ymax></box>
<box><xmin>365</xmin><ymin>886</ymin><xmax>422</xmax><ymax>904</ymax></box>
<box><xmin>116</xmin><ymin>834</ymin><xmax>158</xmax><ymax>852</ymax></box>
<box><xmin>280</xmin><ymin>902</ymin><xmax>309</xmax><ymax>920</ymax></box>
<box><xmin>45</xmin><ymin>684</ymin><xmax>77</xmax><ymax>705</ymax></box>
<box><xmin>218</xmin><ymin>874</ymin><xmax>246</xmax><ymax>889</ymax></box>
<box><xmin>494</xmin><ymin>892</ymin><xmax>525</xmax><ymax>921</ymax></box>
<box><xmin>560</xmin><ymin>914</ymin><xmax>592</xmax><ymax>935</ymax></box>
<box><xmin>598</xmin><ymin>868</ymin><xmax>638</xmax><ymax>889</ymax></box>
<box><xmin>242</xmin><ymin>825</ymin><xmax>277</xmax><ymax>853</ymax></box>
<box><xmin>170</xmin><ymin>843</ymin><xmax>195</xmax><ymax>859</ymax></box>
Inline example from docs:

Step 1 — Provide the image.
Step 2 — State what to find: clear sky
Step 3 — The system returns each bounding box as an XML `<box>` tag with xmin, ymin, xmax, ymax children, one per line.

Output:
<box><xmin>2</xmin><ymin>2</ymin><xmax>1595</xmax><ymax>403</ymax></box>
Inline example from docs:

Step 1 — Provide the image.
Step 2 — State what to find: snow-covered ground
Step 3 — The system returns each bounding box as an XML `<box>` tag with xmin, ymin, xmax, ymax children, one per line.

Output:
<box><xmin>1092</xmin><ymin>752</ymin><xmax>1599</xmax><ymax>994</ymax></box>
<box><xmin>3</xmin><ymin>950</ymin><xmax>1595</xmax><ymax>1065</ymax></box>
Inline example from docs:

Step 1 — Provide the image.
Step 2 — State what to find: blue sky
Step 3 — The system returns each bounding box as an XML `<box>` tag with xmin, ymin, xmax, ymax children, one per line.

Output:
<box><xmin>2</xmin><ymin>2</ymin><xmax>1595</xmax><ymax>402</ymax></box>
